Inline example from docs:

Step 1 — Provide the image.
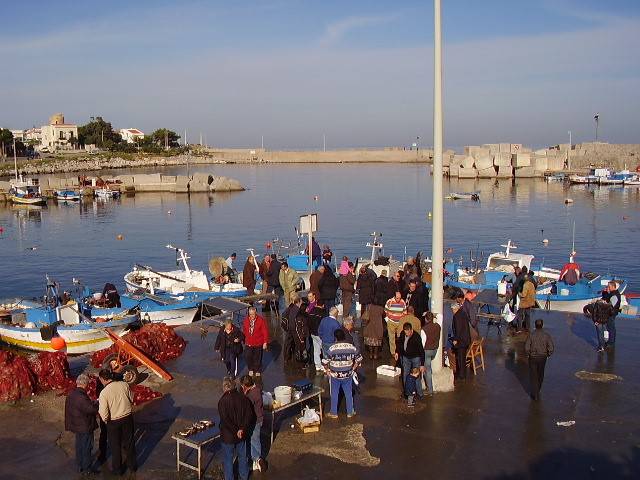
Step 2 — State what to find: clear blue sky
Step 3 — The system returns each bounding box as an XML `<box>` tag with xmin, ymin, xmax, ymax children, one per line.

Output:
<box><xmin>1</xmin><ymin>0</ymin><xmax>638</xmax><ymax>149</ymax></box>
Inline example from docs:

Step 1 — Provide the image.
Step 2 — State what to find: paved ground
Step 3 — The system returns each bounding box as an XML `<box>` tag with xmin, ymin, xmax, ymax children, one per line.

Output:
<box><xmin>1</xmin><ymin>306</ymin><xmax>639</xmax><ymax>480</ymax></box>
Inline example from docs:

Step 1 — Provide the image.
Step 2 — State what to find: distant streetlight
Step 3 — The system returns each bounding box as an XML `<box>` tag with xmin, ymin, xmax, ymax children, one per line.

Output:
<box><xmin>594</xmin><ymin>113</ymin><xmax>599</xmax><ymax>142</ymax></box>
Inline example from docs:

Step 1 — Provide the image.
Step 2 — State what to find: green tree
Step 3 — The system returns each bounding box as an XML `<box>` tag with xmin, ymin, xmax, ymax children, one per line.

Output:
<box><xmin>0</xmin><ymin>128</ymin><xmax>13</xmax><ymax>157</ymax></box>
<box><xmin>150</xmin><ymin>128</ymin><xmax>181</xmax><ymax>149</ymax></box>
<box><xmin>78</xmin><ymin>117</ymin><xmax>122</xmax><ymax>148</ymax></box>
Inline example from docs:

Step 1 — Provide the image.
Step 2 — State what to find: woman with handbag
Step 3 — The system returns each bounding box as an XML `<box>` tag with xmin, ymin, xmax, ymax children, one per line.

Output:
<box><xmin>215</xmin><ymin>318</ymin><xmax>245</xmax><ymax>378</ymax></box>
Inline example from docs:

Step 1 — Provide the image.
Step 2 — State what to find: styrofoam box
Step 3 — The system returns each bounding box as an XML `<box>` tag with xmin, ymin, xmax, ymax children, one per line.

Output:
<box><xmin>376</xmin><ymin>365</ymin><xmax>401</xmax><ymax>377</ymax></box>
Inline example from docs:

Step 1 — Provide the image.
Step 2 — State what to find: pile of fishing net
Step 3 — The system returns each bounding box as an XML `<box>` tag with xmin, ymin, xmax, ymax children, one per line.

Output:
<box><xmin>29</xmin><ymin>351</ymin><xmax>76</xmax><ymax>393</ymax></box>
<box><xmin>0</xmin><ymin>351</ymin><xmax>36</xmax><ymax>402</ymax></box>
<box><xmin>84</xmin><ymin>374</ymin><xmax>162</xmax><ymax>406</ymax></box>
<box><xmin>90</xmin><ymin>323</ymin><xmax>187</xmax><ymax>368</ymax></box>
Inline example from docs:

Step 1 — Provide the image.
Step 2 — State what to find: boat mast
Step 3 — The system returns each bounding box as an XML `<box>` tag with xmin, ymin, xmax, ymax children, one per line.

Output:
<box><xmin>13</xmin><ymin>137</ymin><xmax>18</xmax><ymax>181</ymax></box>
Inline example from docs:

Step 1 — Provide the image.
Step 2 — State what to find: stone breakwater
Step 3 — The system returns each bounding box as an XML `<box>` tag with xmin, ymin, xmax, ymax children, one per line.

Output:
<box><xmin>0</xmin><ymin>171</ymin><xmax>244</xmax><ymax>196</ymax></box>
<box><xmin>1</xmin><ymin>154</ymin><xmax>226</xmax><ymax>176</ymax></box>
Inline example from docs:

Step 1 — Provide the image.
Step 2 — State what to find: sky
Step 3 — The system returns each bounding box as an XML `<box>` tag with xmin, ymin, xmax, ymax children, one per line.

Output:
<box><xmin>0</xmin><ymin>0</ymin><xmax>638</xmax><ymax>150</ymax></box>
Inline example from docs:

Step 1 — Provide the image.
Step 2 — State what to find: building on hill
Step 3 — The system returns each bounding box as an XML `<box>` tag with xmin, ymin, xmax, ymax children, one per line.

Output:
<box><xmin>40</xmin><ymin>113</ymin><xmax>78</xmax><ymax>152</ymax></box>
<box><xmin>120</xmin><ymin>128</ymin><xmax>145</xmax><ymax>144</ymax></box>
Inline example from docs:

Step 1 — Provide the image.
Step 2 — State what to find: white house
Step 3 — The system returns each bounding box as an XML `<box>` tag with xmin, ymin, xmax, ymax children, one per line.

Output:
<box><xmin>10</xmin><ymin>129</ymin><xmax>25</xmax><ymax>141</ymax></box>
<box><xmin>40</xmin><ymin>113</ymin><xmax>78</xmax><ymax>151</ymax></box>
<box><xmin>119</xmin><ymin>128</ymin><xmax>145</xmax><ymax>144</ymax></box>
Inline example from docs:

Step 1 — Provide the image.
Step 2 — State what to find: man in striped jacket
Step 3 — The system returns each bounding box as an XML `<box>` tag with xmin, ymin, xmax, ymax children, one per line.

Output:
<box><xmin>323</xmin><ymin>329</ymin><xmax>363</xmax><ymax>419</ymax></box>
<box><xmin>385</xmin><ymin>291</ymin><xmax>407</xmax><ymax>356</ymax></box>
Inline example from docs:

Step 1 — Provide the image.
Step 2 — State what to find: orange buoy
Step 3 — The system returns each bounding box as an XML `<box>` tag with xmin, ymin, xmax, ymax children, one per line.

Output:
<box><xmin>116</xmin><ymin>234</ymin><xmax>124</xmax><ymax>240</ymax></box>
<box><xmin>50</xmin><ymin>336</ymin><xmax>66</xmax><ymax>351</ymax></box>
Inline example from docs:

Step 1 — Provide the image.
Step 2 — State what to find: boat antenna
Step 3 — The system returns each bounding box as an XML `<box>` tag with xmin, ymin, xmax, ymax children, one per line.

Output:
<box><xmin>571</xmin><ymin>220</ymin><xmax>576</xmax><ymax>258</ymax></box>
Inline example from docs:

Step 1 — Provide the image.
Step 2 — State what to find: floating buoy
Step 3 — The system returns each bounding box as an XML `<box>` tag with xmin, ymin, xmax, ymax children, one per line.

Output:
<box><xmin>622</xmin><ymin>216</ymin><xmax>628</xmax><ymax>221</ymax></box>
<box><xmin>564</xmin><ymin>198</ymin><xmax>574</xmax><ymax>204</ymax></box>
<box><xmin>542</xmin><ymin>239</ymin><xmax>549</xmax><ymax>245</ymax></box>
<box><xmin>50</xmin><ymin>336</ymin><xmax>66</xmax><ymax>351</ymax></box>
<box><xmin>167</xmin><ymin>210</ymin><xmax>172</xmax><ymax>215</ymax></box>
<box><xmin>265</xmin><ymin>242</ymin><xmax>272</xmax><ymax>249</ymax></box>
<box><xmin>116</xmin><ymin>234</ymin><xmax>124</xmax><ymax>241</ymax></box>
<box><xmin>313</xmin><ymin>195</ymin><xmax>319</xmax><ymax>201</ymax></box>
<box><xmin>427</xmin><ymin>211</ymin><xmax>432</xmax><ymax>219</ymax></box>
<box><xmin>27</xmin><ymin>246</ymin><xmax>37</xmax><ymax>251</ymax></box>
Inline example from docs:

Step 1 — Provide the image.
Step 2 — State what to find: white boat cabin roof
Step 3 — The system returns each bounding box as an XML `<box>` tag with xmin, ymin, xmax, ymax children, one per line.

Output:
<box><xmin>486</xmin><ymin>251</ymin><xmax>534</xmax><ymax>271</ymax></box>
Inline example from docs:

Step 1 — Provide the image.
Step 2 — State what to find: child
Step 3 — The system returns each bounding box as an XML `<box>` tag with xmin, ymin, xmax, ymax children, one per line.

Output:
<box><xmin>405</xmin><ymin>367</ymin><xmax>421</xmax><ymax>407</ymax></box>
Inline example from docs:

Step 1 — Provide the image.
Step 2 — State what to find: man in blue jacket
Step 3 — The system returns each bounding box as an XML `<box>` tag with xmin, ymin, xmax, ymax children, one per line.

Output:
<box><xmin>318</xmin><ymin>307</ymin><xmax>341</xmax><ymax>359</ymax></box>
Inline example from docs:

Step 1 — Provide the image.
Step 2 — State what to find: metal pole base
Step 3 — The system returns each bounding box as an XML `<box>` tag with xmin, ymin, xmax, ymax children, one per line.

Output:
<box><xmin>432</xmin><ymin>366</ymin><xmax>455</xmax><ymax>393</ymax></box>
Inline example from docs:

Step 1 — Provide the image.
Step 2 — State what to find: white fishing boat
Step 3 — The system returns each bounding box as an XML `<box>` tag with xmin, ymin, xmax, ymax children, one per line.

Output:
<box><xmin>568</xmin><ymin>167</ymin><xmax>610</xmax><ymax>185</ymax></box>
<box><xmin>124</xmin><ymin>245</ymin><xmax>247</xmax><ymax>298</ymax></box>
<box><xmin>445</xmin><ymin>192</ymin><xmax>480</xmax><ymax>201</ymax></box>
<box><xmin>95</xmin><ymin>188</ymin><xmax>121</xmax><ymax>199</ymax></box>
<box><xmin>355</xmin><ymin>232</ymin><xmax>408</xmax><ymax>278</ymax></box>
<box><xmin>9</xmin><ymin>177</ymin><xmax>46</xmax><ymax>205</ymax></box>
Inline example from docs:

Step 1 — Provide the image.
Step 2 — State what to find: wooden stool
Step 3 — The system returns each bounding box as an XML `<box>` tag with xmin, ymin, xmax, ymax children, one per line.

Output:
<box><xmin>466</xmin><ymin>338</ymin><xmax>485</xmax><ymax>375</ymax></box>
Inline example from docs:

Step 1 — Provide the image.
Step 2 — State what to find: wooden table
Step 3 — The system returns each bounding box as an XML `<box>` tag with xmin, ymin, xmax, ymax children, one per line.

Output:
<box><xmin>171</xmin><ymin>427</ymin><xmax>220</xmax><ymax>479</ymax></box>
<box><xmin>268</xmin><ymin>386</ymin><xmax>323</xmax><ymax>444</ymax></box>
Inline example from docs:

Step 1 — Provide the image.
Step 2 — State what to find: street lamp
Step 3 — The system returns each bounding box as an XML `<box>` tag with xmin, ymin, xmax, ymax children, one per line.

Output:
<box><xmin>431</xmin><ymin>0</ymin><xmax>454</xmax><ymax>392</ymax></box>
<box><xmin>593</xmin><ymin>113</ymin><xmax>599</xmax><ymax>142</ymax></box>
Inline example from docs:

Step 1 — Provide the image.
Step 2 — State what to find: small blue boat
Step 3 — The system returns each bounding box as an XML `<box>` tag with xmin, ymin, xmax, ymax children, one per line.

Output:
<box><xmin>55</xmin><ymin>190</ymin><xmax>81</xmax><ymax>201</ymax></box>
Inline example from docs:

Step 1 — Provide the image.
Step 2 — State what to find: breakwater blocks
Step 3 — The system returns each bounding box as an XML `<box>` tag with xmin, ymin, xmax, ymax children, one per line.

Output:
<box><xmin>115</xmin><ymin>173</ymin><xmax>244</xmax><ymax>193</ymax></box>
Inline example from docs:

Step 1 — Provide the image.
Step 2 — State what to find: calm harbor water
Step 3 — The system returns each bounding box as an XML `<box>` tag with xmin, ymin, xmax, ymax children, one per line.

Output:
<box><xmin>1</xmin><ymin>163</ymin><xmax>639</xmax><ymax>299</ymax></box>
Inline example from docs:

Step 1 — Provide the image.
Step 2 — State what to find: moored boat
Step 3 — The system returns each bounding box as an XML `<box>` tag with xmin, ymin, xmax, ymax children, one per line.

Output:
<box><xmin>55</xmin><ymin>189</ymin><xmax>81</xmax><ymax>201</ymax></box>
<box><xmin>536</xmin><ymin>275</ymin><xmax>627</xmax><ymax>313</ymax></box>
<box><xmin>9</xmin><ymin>177</ymin><xmax>46</xmax><ymax>205</ymax></box>
<box><xmin>95</xmin><ymin>188</ymin><xmax>121</xmax><ymax>199</ymax></box>
<box><xmin>124</xmin><ymin>245</ymin><xmax>247</xmax><ymax>298</ymax></box>
<box><xmin>445</xmin><ymin>192</ymin><xmax>480</xmax><ymax>201</ymax></box>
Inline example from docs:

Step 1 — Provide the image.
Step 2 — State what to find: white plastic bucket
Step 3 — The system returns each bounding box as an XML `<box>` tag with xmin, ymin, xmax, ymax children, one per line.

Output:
<box><xmin>497</xmin><ymin>282</ymin><xmax>507</xmax><ymax>296</ymax></box>
<box><xmin>274</xmin><ymin>386</ymin><xmax>292</xmax><ymax>405</ymax></box>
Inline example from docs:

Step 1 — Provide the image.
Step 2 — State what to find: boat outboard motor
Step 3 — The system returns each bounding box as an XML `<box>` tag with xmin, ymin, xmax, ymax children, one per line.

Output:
<box><xmin>102</xmin><ymin>283</ymin><xmax>121</xmax><ymax>308</ymax></box>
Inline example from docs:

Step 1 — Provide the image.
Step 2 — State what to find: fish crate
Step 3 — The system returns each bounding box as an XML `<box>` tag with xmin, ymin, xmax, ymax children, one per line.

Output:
<box><xmin>296</xmin><ymin>417</ymin><xmax>321</xmax><ymax>433</ymax></box>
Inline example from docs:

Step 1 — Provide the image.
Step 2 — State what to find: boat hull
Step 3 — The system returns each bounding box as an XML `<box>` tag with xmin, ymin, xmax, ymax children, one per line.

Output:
<box><xmin>0</xmin><ymin>317</ymin><xmax>134</xmax><ymax>354</ymax></box>
<box><xmin>139</xmin><ymin>307</ymin><xmax>199</xmax><ymax>326</ymax></box>
<box><xmin>10</xmin><ymin>195</ymin><xmax>47</xmax><ymax>205</ymax></box>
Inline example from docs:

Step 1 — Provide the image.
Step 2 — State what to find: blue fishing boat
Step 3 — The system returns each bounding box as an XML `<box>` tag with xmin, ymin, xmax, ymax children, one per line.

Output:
<box><xmin>536</xmin><ymin>275</ymin><xmax>627</xmax><ymax>313</ymax></box>
<box><xmin>0</xmin><ymin>278</ymin><xmax>137</xmax><ymax>354</ymax></box>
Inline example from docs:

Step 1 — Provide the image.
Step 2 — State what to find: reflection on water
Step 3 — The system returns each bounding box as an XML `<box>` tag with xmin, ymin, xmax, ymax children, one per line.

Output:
<box><xmin>0</xmin><ymin>164</ymin><xmax>638</xmax><ymax>298</ymax></box>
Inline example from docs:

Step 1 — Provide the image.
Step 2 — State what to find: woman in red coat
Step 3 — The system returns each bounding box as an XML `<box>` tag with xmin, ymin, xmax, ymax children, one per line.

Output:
<box><xmin>242</xmin><ymin>306</ymin><xmax>270</xmax><ymax>376</ymax></box>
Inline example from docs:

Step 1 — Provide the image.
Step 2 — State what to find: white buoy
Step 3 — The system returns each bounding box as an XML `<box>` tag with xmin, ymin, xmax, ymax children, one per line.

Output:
<box><xmin>564</xmin><ymin>198</ymin><xmax>574</xmax><ymax>204</ymax></box>
<box><xmin>543</xmin><ymin>239</ymin><xmax>549</xmax><ymax>245</ymax></box>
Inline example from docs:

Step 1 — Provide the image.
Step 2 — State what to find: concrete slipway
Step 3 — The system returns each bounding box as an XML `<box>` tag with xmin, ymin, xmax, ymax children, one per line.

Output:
<box><xmin>0</xmin><ymin>307</ymin><xmax>638</xmax><ymax>480</ymax></box>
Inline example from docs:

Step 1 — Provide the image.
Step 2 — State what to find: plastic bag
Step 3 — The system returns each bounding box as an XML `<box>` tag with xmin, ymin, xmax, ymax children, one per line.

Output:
<box><xmin>299</xmin><ymin>406</ymin><xmax>320</xmax><ymax>425</ymax></box>
<box><xmin>502</xmin><ymin>303</ymin><xmax>516</xmax><ymax>323</ymax></box>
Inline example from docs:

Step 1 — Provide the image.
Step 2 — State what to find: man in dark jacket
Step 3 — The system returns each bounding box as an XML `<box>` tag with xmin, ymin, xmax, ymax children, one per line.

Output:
<box><xmin>65</xmin><ymin>374</ymin><xmax>98</xmax><ymax>474</ymax></box>
<box><xmin>218</xmin><ymin>377</ymin><xmax>254</xmax><ymax>480</ymax></box>
<box><xmin>318</xmin><ymin>266</ymin><xmax>339</xmax><ymax>310</ymax></box>
<box><xmin>309</xmin><ymin>266</ymin><xmax>324</xmax><ymax>299</ymax></box>
<box><xmin>524</xmin><ymin>319</ymin><xmax>554</xmax><ymax>401</ymax></box>
<box><xmin>394</xmin><ymin>323</ymin><xmax>425</xmax><ymax>398</ymax></box>
<box><xmin>282</xmin><ymin>295</ymin><xmax>302</xmax><ymax>363</ymax></box>
<box><xmin>356</xmin><ymin>266</ymin><xmax>376</xmax><ymax>315</ymax></box>
<box><xmin>405</xmin><ymin>280</ymin><xmax>428</xmax><ymax>320</ymax></box>
<box><xmin>602</xmin><ymin>281</ymin><xmax>622</xmax><ymax>347</ymax></box>
<box><xmin>305</xmin><ymin>292</ymin><xmax>326</xmax><ymax>372</ymax></box>
<box><xmin>215</xmin><ymin>318</ymin><xmax>245</xmax><ymax>377</ymax></box>
<box><xmin>388</xmin><ymin>271</ymin><xmax>406</xmax><ymax>299</ymax></box>
<box><xmin>240</xmin><ymin>375</ymin><xmax>265</xmax><ymax>472</ymax></box>
<box><xmin>452</xmin><ymin>304</ymin><xmax>471</xmax><ymax>380</ymax></box>
<box><xmin>373</xmin><ymin>270</ymin><xmax>391</xmax><ymax>307</ymax></box>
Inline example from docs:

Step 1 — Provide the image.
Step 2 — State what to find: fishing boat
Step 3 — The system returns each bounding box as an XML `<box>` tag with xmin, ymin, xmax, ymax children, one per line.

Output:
<box><xmin>9</xmin><ymin>177</ymin><xmax>47</xmax><ymax>205</ymax></box>
<box><xmin>124</xmin><ymin>245</ymin><xmax>247</xmax><ymax>298</ymax></box>
<box><xmin>444</xmin><ymin>240</ymin><xmax>548</xmax><ymax>291</ymax></box>
<box><xmin>536</xmin><ymin>275</ymin><xmax>627</xmax><ymax>313</ymax></box>
<box><xmin>620</xmin><ymin>293</ymin><xmax>640</xmax><ymax>319</ymax></box>
<box><xmin>354</xmin><ymin>232</ymin><xmax>408</xmax><ymax>278</ymax></box>
<box><xmin>55</xmin><ymin>190</ymin><xmax>81</xmax><ymax>201</ymax></box>
<box><xmin>568</xmin><ymin>167</ymin><xmax>610</xmax><ymax>184</ymax></box>
<box><xmin>445</xmin><ymin>192</ymin><xmax>480</xmax><ymax>201</ymax></box>
<box><xmin>0</xmin><ymin>279</ymin><xmax>137</xmax><ymax>354</ymax></box>
<box><xmin>95</xmin><ymin>188</ymin><xmax>121</xmax><ymax>199</ymax></box>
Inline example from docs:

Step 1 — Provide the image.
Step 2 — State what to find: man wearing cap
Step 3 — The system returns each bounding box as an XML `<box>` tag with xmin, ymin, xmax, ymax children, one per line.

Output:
<box><xmin>65</xmin><ymin>374</ymin><xmax>99</xmax><ymax>475</ymax></box>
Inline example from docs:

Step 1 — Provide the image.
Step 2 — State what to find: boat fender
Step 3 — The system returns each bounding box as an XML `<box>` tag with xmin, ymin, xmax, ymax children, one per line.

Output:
<box><xmin>50</xmin><ymin>336</ymin><xmax>66</xmax><ymax>350</ymax></box>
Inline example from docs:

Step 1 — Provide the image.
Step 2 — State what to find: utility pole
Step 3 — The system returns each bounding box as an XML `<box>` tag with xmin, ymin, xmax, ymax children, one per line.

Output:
<box><xmin>594</xmin><ymin>113</ymin><xmax>599</xmax><ymax>142</ymax></box>
<box><xmin>199</xmin><ymin>132</ymin><xmax>203</xmax><ymax>146</ymax></box>
<box><xmin>323</xmin><ymin>134</ymin><xmax>326</xmax><ymax>152</ymax></box>
<box><xmin>261</xmin><ymin>135</ymin><xmax>264</xmax><ymax>149</ymax></box>
<box><xmin>567</xmin><ymin>130</ymin><xmax>572</xmax><ymax>170</ymax></box>
<box><xmin>431</xmin><ymin>0</ymin><xmax>453</xmax><ymax>392</ymax></box>
<box><xmin>184</xmin><ymin>129</ymin><xmax>187</xmax><ymax>147</ymax></box>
